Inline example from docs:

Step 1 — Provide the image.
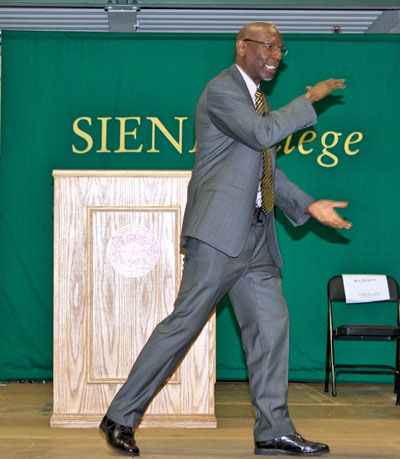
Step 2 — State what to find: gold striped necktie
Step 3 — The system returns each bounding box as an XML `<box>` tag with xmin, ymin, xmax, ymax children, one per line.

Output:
<box><xmin>255</xmin><ymin>88</ymin><xmax>274</xmax><ymax>215</ymax></box>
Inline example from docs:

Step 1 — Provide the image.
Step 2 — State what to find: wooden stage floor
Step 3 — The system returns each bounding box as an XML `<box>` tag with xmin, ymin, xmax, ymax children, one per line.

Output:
<box><xmin>0</xmin><ymin>381</ymin><xmax>399</xmax><ymax>458</ymax></box>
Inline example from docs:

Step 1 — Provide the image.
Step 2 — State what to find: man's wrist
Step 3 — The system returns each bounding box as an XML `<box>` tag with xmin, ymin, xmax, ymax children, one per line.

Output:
<box><xmin>305</xmin><ymin>92</ymin><xmax>317</xmax><ymax>104</ymax></box>
<box><xmin>305</xmin><ymin>200</ymin><xmax>317</xmax><ymax>215</ymax></box>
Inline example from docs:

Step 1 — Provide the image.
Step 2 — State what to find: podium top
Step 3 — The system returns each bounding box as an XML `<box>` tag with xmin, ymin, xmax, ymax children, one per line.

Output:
<box><xmin>52</xmin><ymin>170</ymin><xmax>192</xmax><ymax>178</ymax></box>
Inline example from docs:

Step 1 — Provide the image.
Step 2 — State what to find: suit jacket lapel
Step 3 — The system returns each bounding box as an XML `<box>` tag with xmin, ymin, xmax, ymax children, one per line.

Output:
<box><xmin>227</xmin><ymin>64</ymin><xmax>254</xmax><ymax>107</ymax></box>
<box><xmin>227</xmin><ymin>64</ymin><xmax>276</xmax><ymax>180</ymax></box>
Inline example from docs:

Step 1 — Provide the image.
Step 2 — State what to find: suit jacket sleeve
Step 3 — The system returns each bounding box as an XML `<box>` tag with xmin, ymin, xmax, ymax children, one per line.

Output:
<box><xmin>274</xmin><ymin>166</ymin><xmax>314</xmax><ymax>226</ymax></box>
<box><xmin>205</xmin><ymin>77</ymin><xmax>317</xmax><ymax>152</ymax></box>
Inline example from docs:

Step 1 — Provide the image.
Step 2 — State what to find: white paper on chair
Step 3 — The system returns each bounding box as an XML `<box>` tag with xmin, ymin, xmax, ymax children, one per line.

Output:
<box><xmin>342</xmin><ymin>274</ymin><xmax>390</xmax><ymax>304</ymax></box>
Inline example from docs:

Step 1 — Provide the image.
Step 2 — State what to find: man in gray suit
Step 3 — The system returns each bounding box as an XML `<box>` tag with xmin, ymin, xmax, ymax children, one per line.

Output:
<box><xmin>100</xmin><ymin>22</ymin><xmax>351</xmax><ymax>457</ymax></box>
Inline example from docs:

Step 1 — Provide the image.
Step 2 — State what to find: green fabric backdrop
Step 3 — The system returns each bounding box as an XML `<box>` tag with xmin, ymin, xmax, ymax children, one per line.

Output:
<box><xmin>1</xmin><ymin>31</ymin><xmax>399</xmax><ymax>383</ymax></box>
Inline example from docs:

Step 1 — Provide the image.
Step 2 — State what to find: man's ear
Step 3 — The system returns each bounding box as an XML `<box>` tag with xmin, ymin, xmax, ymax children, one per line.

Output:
<box><xmin>235</xmin><ymin>39</ymin><xmax>246</xmax><ymax>58</ymax></box>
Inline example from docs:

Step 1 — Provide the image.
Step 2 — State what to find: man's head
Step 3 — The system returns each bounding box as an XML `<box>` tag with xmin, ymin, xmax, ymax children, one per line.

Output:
<box><xmin>235</xmin><ymin>22</ymin><xmax>285</xmax><ymax>85</ymax></box>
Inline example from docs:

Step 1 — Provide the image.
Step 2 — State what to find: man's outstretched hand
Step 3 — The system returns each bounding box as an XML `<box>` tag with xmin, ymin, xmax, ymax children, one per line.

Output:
<box><xmin>306</xmin><ymin>200</ymin><xmax>352</xmax><ymax>229</ymax></box>
<box><xmin>305</xmin><ymin>78</ymin><xmax>346</xmax><ymax>103</ymax></box>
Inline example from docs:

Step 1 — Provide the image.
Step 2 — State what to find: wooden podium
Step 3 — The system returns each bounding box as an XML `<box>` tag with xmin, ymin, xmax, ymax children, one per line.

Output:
<box><xmin>51</xmin><ymin>170</ymin><xmax>216</xmax><ymax>428</ymax></box>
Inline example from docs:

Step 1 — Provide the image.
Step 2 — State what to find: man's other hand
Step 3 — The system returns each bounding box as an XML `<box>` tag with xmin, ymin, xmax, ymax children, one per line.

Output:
<box><xmin>305</xmin><ymin>79</ymin><xmax>346</xmax><ymax>103</ymax></box>
<box><xmin>306</xmin><ymin>200</ymin><xmax>352</xmax><ymax>229</ymax></box>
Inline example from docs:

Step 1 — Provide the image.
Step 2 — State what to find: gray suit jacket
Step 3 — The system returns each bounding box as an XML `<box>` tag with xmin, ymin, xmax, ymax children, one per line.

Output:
<box><xmin>181</xmin><ymin>64</ymin><xmax>317</xmax><ymax>267</ymax></box>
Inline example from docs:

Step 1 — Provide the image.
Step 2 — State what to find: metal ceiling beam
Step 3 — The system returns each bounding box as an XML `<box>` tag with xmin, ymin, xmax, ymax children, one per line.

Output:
<box><xmin>134</xmin><ymin>0</ymin><xmax>400</xmax><ymax>9</ymax></box>
<box><xmin>137</xmin><ymin>9</ymin><xmax>383</xmax><ymax>34</ymax></box>
<box><xmin>0</xmin><ymin>3</ymin><xmax>399</xmax><ymax>33</ymax></box>
<box><xmin>0</xmin><ymin>1</ymin><xmax>399</xmax><ymax>9</ymax></box>
<box><xmin>0</xmin><ymin>7</ymin><xmax>109</xmax><ymax>30</ymax></box>
<box><xmin>366</xmin><ymin>9</ymin><xmax>400</xmax><ymax>32</ymax></box>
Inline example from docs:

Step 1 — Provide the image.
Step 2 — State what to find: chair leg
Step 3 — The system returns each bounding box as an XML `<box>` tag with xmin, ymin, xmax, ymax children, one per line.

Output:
<box><xmin>395</xmin><ymin>340</ymin><xmax>399</xmax><ymax>394</ymax></box>
<box><xmin>324</xmin><ymin>330</ymin><xmax>331</xmax><ymax>393</ymax></box>
<box><xmin>330</xmin><ymin>338</ymin><xmax>337</xmax><ymax>397</ymax></box>
<box><xmin>396</xmin><ymin>368</ymin><xmax>400</xmax><ymax>405</ymax></box>
<box><xmin>395</xmin><ymin>340</ymin><xmax>400</xmax><ymax>404</ymax></box>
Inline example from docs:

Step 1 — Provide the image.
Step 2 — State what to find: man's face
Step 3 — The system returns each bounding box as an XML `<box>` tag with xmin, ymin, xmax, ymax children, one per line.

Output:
<box><xmin>238</xmin><ymin>26</ymin><xmax>284</xmax><ymax>84</ymax></box>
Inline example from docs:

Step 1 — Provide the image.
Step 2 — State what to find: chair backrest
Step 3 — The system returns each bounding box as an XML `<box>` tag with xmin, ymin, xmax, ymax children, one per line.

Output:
<box><xmin>328</xmin><ymin>275</ymin><xmax>400</xmax><ymax>303</ymax></box>
<box><xmin>328</xmin><ymin>275</ymin><xmax>400</xmax><ymax>328</ymax></box>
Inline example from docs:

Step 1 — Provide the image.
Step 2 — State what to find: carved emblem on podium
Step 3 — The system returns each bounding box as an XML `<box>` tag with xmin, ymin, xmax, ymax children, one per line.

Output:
<box><xmin>107</xmin><ymin>224</ymin><xmax>160</xmax><ymax>277</ymax></box>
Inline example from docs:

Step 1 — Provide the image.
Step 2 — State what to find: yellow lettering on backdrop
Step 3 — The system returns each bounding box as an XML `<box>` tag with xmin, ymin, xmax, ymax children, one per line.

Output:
<box><xmin>97</xmin><ymin>117</ymin><xmax>112</xmax><ymax>153</ymax></box>
<box><xmin>344</xmin><ymin>132</ymin><xmax>363</xmax><ymax>156</ymax></box>
<box><xmin>275</xmin><ymin>130</ymin><xmax>363</xmax><ymax>166</ymax></box>
<box><xmin>318</xmin><ymin>131</ymin><xmax>342</xmax><ymax>167</ymax></box>
<box><xmin>71</xmin><ymin>116</ymin><xmax>363</xmax><ymax>164</ymax></box>
<box><xmin>188</xmin><ymin>139</ymin><xmax>197</xmax><ymax>153</ymax></box>
<box><xmin>283</xmin><ymin>135</ymin><xmax>295</xmax><ymax>154</ymax></box>
<box><xmin>298</xmin><ymin>130</ymin><xmax>317</xmax><ymax>155</ymax></box>
<box><xmin>147</xmin><ymin>117</ymin><xmax>188</xmax><ymax>154</ymax></box>
<box><xmin>72</xmin><ymin>117</ymin><xmax>93</xmax><ymax>154</ymax></box>
<box><xmin>115</xmin><ymin>117</ymin><xmax>143</xmax><ymax>153</ymax></box>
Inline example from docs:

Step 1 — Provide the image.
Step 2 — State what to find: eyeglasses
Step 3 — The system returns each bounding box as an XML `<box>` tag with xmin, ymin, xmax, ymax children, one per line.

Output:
<box><xmin>243</xmin><ymin>39</ymin><xmax>288</xmax><ymax>57</ymax></box>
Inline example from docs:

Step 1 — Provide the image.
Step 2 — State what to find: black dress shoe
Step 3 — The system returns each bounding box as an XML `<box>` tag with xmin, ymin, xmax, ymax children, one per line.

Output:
<box><xmin>255</xmin><ymin>432</ymin><xmax>329</xmax><ymax>456</ymax></box>
<box><xmin>99</xmin><ymin>415</ymin><xmax>140</xmax><ymax>456</ymax></box>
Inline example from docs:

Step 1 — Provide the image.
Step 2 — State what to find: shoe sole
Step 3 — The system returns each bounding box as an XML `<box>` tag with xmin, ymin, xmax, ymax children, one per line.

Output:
<box><xmin>254</xmin><ymin>447</ymin><xmax>330</xmax><ymax>456</ymax></box>
<box><xmin>99</xmin><ymin>425</ymin><xmax>140</xmax><ymax>457</ymax></box>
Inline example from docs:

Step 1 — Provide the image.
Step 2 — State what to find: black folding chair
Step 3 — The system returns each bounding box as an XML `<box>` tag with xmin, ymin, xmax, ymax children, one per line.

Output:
<box><xmin>324</xmin><ymin>275</ymin><xmax>400</xmax><ymax>405</ymax></box>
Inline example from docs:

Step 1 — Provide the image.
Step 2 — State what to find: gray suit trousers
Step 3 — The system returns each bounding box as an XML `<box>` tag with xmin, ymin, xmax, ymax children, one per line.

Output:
<box><xmin>107</xmin><ymin>213</ymin><xmax>295</xmax><ymax>441</ymax></box>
